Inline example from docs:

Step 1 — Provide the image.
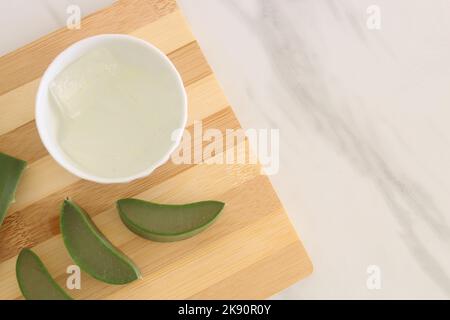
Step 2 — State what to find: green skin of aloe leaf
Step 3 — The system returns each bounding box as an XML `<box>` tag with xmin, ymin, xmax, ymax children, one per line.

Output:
<box><xmin>60</xmin><ymin>200</ymin><xmax>141</xmax><ymax>285</ymax></box>
<box><xmin>117</xmin><ymin>199</ymin><xmax>225</xmax><ymax>242</ymax></box>
<box><xmin>0</xmin><ymin>152</ymin><xmax>26</xmax><ymax>227</ymax></box>
<box><xmin>16</xmin><ymin>248</ymin><xmax>72</xmax><ymax>300</ymax></box>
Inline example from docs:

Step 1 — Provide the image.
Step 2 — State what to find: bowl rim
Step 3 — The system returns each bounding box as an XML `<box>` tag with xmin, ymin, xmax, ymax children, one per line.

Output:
<box><xmin>35</xmin><ymin>34</ymin><xmax>188</xmax><ymax>184</ymax></box>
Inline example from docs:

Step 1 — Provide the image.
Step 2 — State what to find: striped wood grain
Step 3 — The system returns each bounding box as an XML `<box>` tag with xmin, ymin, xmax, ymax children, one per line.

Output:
<box><xmin>0</xmin><ymin>0</ymin><xmax>312</xmax><ymax>299</ymax></box>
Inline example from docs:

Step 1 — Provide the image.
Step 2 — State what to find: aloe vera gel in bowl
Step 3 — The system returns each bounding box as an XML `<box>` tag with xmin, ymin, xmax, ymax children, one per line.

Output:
<box><xmin>36</xmin><ymin>35</ymin><xmax>187</xmax><ymax>183</ymax></box>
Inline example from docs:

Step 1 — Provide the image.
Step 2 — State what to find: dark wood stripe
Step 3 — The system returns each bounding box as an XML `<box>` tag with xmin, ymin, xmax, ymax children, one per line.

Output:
<box><xmin>0</xmin><ymin>107</ymin><xmax>240</xmax><ymax>262</ymax></box>
<box><xmin>171</xmin><ymin>42</ymin><xmax>213</xmax><ymax>86</ymax></box>
<box><xmin>0</xmin><ymin>0</ymin><xmax>178</xmax><ymax>95</ymax></box>
<box><xmin>0</xmin><ymin>41</ymin><xmax>212</xmax><ymax>162</ymax></box>
<box><xmin>189</xmin><ymin>242</ymin><xmax>311</xmax><ymax>299</ymax></box>
<box><xmin>0</xmin><ymin>122</ymin><xmax>45</xmax><ymax>163</ymax></box>
<box><xmin>56</xmin><ymin>174</ymin><xmax>280</xmax><ymax>300</ymax></box>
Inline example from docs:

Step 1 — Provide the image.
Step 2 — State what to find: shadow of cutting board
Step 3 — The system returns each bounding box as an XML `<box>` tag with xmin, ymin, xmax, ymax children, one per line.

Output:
<box><xmin>0</xmin><ymin>0</ymin><xmax>312</xmax><ymax>299</ymax></box>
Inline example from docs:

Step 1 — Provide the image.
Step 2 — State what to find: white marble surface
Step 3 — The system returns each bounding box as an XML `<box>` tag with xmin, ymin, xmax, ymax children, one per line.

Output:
<box><xmin>0</xmin><ymin>0</ymin><xmax>114</xmax><ymax>56</ymax></box>
<box><xmin>2</xmin><ymin>0</ymin><xmax>450</xmax><ymax>299</ymax></box>
<box><xmin>178</xmin><ymin>0</ymin><xmax>450</xmax><ymax>300</ymax></box>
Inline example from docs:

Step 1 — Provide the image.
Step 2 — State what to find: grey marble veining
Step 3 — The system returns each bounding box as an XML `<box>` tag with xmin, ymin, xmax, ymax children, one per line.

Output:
<box><xmin>178</xmin><ymin>0</ymin><xmax>450</xmax><ymax>298</ymax></box>
<box><xmin>2</xmin><ymin>0</ymin><xmax>450</xmax><ymax>299</ymax></box>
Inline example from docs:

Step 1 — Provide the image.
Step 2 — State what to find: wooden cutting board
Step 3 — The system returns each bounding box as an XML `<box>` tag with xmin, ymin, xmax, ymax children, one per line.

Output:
<box><xmin>0</xmin><ymin>0</ymin><xmax>312</xmax><ymax>299</ymax></box>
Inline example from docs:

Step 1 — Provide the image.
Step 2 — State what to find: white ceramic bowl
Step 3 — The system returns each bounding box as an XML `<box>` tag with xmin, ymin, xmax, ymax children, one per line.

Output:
<box><xmin>36</xmin><ymin>34</ymin><xmax>187</xmax><ymax>184</ymax></box>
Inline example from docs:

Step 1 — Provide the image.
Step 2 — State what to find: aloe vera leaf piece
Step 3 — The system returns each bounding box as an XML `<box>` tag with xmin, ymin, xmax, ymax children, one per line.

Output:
<box><xmin>0</xmin><ymin>152</ymin><xmax>26</xmax><ymax>227</ymax></box>
<box><xmin>16</xmin><ymin>248</ymin><xmax>72</xmax><ymax>300</ymax></box>
<box><xmin>60</xmin><ymin>200</ymin><xmax>140</xmax><ymax>285</ymax></box>
<box><xmin>117</xmin><ymin>199</ymin><xmax>225</xmax><ymax>242</ymax></box>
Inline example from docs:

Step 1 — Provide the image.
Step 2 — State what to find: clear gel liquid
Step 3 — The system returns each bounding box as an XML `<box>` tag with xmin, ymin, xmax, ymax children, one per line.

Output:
<box><xmin>49</xmin><ymin>47</ymin><xmax>183</xmax><ymax>179</ymax></box>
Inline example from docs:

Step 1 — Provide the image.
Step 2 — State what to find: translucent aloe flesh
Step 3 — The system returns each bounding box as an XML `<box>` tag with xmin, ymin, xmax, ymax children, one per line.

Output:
<box><xmin>117</xmin><ymin>199</ymin><xmax>225</xmax><ymax>242</ymax></box>
<box><xmin>16</xmin><ymin>248</ymin><xmax>72</xmax><ymax>300</ymax></box>
<box><xmin>0</xmin><ymin>152</ymin><xmax>26</xmax><ymax>227</ymax></box>
<box><xmin>60</xmin><ymin>200</ymin><xmax>140</xmax><ymax>285</ymax></box>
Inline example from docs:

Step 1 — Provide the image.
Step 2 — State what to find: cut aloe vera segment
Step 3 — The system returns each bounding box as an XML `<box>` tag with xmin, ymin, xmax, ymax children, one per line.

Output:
<box><xmin>117</xmin><ymin>199</ymin><xmax>225</xmax><ymax>242</ymax></box>
<box><xmin>60</xmin><ymin>200</ymin><xmax>140</xmax><ymax>285</ymax></box>
<box><xmin>0</xmin><ymin>152</ymin><xmax>26</xmax><ymax>227</ymax></box>
<box><xmin>16</xmin><ymin>248</ymin><xmax>72</xmax><ymax>300</ymax></box>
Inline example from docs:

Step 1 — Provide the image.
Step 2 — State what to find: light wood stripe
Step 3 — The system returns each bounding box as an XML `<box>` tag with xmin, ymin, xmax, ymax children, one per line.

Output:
<box><xmin>0</xmin><ymin>80</ymin><xmax>39</xmax><ymax>136</ymax></box>
<box><xmin>0</xmin><ymin>0</ymin><xmax>178</xmax><ymax>95</ymax></box>
<box><xmin>0</xmin><ymin>0</ymin><xmax>312</xmax><ymax>299</ymax></box>
<box><xmin>189</xmin><ymin>241</ymin><xmax>313</xmax><ymax>299</ymax></box>
<box><xmin>0</xmin><ymin>108</ymin><xmax>240</xmax><ymax>262</ymax></box>
<box><xmin>0</xmin><ymin>9</ymin><xmax>195</xmax><ymax>137</ymax></box>
<box><xmin>6</xmin><ymin>156</ymin><xmax>78</xmax><ymax>220</ymax></box>
<box><xmin>131</xmin><ymin>9</ymin><xmax>195</xmax><ymax>53</ymax></box>
<box><xmin>0</xmin><ymin>41</ymin><xmax>212</xmax><ymax>162</ymax></box>
<box><xmin>6</xmin><ymin>74</ymin><xmax>229</xmax><ymax>215</ymax></box>
<box><xmin>186</xmin><ymin>74</ymin><xmax>229</xmax><ymax>125</ymax></box>
<box><xmin>107</xmin><ymin>213</ymin><xmax>294</xmax><ymax>300</ymax></box>
<box><xmin>0</xmin><ymin>169</ymin><xmax>280</xmax><ymax>299</ymax></box>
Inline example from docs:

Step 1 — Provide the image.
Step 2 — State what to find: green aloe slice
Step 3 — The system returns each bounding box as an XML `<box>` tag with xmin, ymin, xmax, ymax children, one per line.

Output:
<box><xmin>16</xmin><ymin>248</ymin><xmax>72</xmax><ymax>300</ymax></box>
<box><xmin>60</xmin><ymin>200</ymin><xmax>140</xmax><ymax>285</ymax></box>
<box><xmin>117</xmin><ymin>199</ymin><xmax>225</xmax><ymax>242</ymax></box>
<box><xmin>0</xmin><ymin>152</ymin><xmax>26</xmax><ymax>227</ymax></box>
